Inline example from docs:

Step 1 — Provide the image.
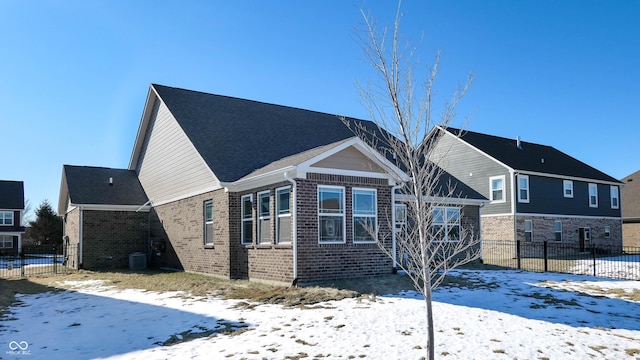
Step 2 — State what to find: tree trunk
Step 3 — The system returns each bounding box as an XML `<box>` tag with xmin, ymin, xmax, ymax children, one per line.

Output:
<box><xmin>423</xmin><ymin>271</ymin><xmax>435</xmax><ymax>360</ymax></box>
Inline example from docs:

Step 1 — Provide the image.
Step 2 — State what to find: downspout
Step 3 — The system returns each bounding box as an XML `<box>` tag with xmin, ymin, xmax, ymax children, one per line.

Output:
<box><xmin>284</xmin><ymin>171</ymin><xmax>298</xmax><ymax>283</ymax></box>
<box><xmin>510</xmin><ymin>170</ymin><xmax>517</xmax><ymax>241</ymax></box>
<box><xmin>478</xmin><ymin>202</ymin><xmax>486</xmax><ymax>262</ymax></box>
<box><xmin>79</xmin><ymin>206</ymin><xmax>84</xmax><ymax>267</ymax></box>
<box><xmin>391</xmin><ymin>183</ymin><xmax>403</xmax><ymax>269</ymax></box>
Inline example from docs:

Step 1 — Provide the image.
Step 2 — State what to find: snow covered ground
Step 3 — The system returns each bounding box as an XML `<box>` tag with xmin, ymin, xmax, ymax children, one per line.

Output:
<box><xmin>1</xmin><ymin>270</ymin><xmax>639</xmax><ymax>359</ymax></box>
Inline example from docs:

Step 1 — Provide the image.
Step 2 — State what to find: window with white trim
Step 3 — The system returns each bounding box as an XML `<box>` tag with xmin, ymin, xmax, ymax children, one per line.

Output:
<box><xmin>257</xmin><ymin>191</ymin><xmax>271</xmax><ymax>244</ymax></box>
<box><xmin>554</xmin><ymin>221</ymin><xmax>562</xmax><ymax>242</ymax></box>
<box><xmin>0</xmin><ymin>235</ymin><xmax>12</xmax><ymax>248</ymax></box>
<box><xmin>490</xmin><ymin>175</ymin><xmax>505</xmax><ymax>203</ymax></box>
<box><xmin>604</xmin><ymin>226</ymin><xmax>611</xmax><ymax>238</ymax></box>
<box><xmin>524</xmin><ymin>220</ymin><xmax>532</xmax><ymax>242</ymax></box>
<box><xmin>0</xmin><ymin>211</ymin><xmax>13</xmax><ymax>226</ymax></box>
<box><xmin>203</xmin><ymin>200</ymin><xmax>213</xmax><ymax>245</ymax></box>
<box><xmin>610</xmin><ymin>186</ymin><xmax>619</xmax><ymax>209</ymax></box>
<box><xmin>563</xmin><ymin>180</ymin><xmax>574</xmax><ymax>198</ymax></box>
<box><xmin>241</xmin><ymin>194</ymin><xmax>253</xmax><ymax>244</ymax></box>
<box><xmin>518</xmin><ymin>175</ymin><xmax>530</xmax><ymax>203</ymax></box>
<box><xmin>588</xmin><ymin>183</ymin><xmax>598</xmax><ymax>208</ymax></box>
<box><xmin>395</xmin><ymin>204</ymin><xmax>407</xmax><ymax>229</ymax></box>
<box><xmin>353</xmin><ymin>188</ymin><xmax>377</xmax><ymax>243</ymax></box>
<box><xmin>276</xmin><ymin>187</ymin><xmax>291</xmax><ymax>244</ymax></box>
<box><xmin>432</xmin><ymin>206</ymin><xmax>461</xmax><ymax>242</ymax></box>
<box><xmin>318</xmin><ymin>186</ymin><xmax>345</xmax><ymax>244</ymax></box>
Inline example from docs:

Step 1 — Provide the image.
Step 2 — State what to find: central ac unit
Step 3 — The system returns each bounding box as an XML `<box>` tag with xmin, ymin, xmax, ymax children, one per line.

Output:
<box><xmin>129</xmin><ymin>252</ymin><xmax>147</xmax><ymax>270</ymax></box>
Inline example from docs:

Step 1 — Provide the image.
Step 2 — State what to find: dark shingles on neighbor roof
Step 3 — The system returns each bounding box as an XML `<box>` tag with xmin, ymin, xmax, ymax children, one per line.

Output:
<box><xmin>0</xmin><ymin>180</ymin><xmax>24</xmax><ymax>209</ymax></box>
<box><xmin>443</xmin><ymin>127</ymin><xmax>621</xmax><ymax>183</ymax></box>
<box><xmin>64</xmin><ymin>165</ymin><xmax>148</xmax><ymax>206</ymax></box>
<box><xmin>152</xmin><ymin>84</ymin><xmax>388</xmax><ymax>182</ymax></box>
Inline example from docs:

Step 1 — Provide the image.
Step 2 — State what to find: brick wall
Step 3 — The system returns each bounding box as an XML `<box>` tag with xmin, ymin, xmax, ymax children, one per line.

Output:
<box><xmin>514</xmin><ymin>216</ymin><xmax>622</xmax><ymax>248</ymax></box>
<box><xmin>230</xmin><ymin>181</ymin><xmax>296</xmax><ymax>285</ymax></box>
<box><xmin>623</xmin><ymin>223</ymin><xmax>640</xmax><ymax>247</ymax></box>
<box><xmin>63</xmin><ymin>208</ymin><xmax>80</xmax><ymax>269</ymax></box>
<box><xmin>150</xmin><ymin>189</ymin><xmax>231</xmax><ymax>277</ymax></box>
<box><xmin>81</xmin><ymin>210</ymin><xmax>149</xmax><ymax>269</ymax></box>
<box><xmin>482</xmin><ymin>215</ymin><xmax>515</xmax><ymax>241</ymax></box>
<box><xmin>295</xmin><ymin>173</ymin><xmax>393</xmax><ymax>283</ymax></box>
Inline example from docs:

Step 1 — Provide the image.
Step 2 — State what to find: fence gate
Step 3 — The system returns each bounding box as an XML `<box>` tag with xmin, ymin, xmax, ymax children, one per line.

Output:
<box><xmin>0</xmin><ymin>243</ymin><xmax>78</xmax><ymax>278</ymax></box>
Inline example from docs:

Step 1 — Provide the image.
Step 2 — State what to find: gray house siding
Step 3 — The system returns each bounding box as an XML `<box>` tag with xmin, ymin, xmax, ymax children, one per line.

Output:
<box><xmin>430</xmin><ymin>132</ymin><xmax>511</xmax><ymax>215</ymax></box>
<box><xmin>516</xmin><ymin>176</ymin><xmax>622</xmax><ymax>217</ymax></box>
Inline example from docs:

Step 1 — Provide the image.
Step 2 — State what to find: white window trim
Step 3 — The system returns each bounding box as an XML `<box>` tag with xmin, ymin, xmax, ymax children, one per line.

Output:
<box><xmin>276</xmin><ymin>186</ymin><xmax>291</xmax><ymax>244</ymax></box>
<box><xmin>432</xmin><ymin>206</ymin><xmax>461</xmax><ymax>242</ymax></box>
<box><xmin>489</xmin><ymin>175</ymin><xmax>506</xmax><ymax>203</ymax></box>
<box><xmin>524</xmin><ymin>220</ymin><xmax>533</xmax><ymax>242</ymax></box>
<box><xmin>395</xmin><ymin>203</ymin><xmax>407</xmax><ymax>232</ymax></box>
<box><xmin>554</xmin><ymin>220</ymin><xmax>562</xmax><ymax>242</ymax></box>
<box><xmin>610</xmin><ymin>186</ymin><xmax>619</xmax><ymax>209</ymax></box>
<box><xmin>318</xmin><ymin>185</ymin><xmax>346</xmax><ymax>244</ymax></box>
<box><xmin>517</xmin><ymin>175</ymin><xmax>530</xmax><ymax>203</ymax></box>
<box><xmin>0</xmin><ymin>235</ymin><xmax>13</xmax><ymax>248</ymax></box>
<box><xmin>241</xmin><ymin>194</ymin><xmax>253</xmax><ymax>245</ymax></box>
<box><xmin>604</xmin><ymin>226</ymin><xmax>611</xmax><ymax>238</ymax></box>
<box><xmin>353</xmin><ymin>187</ymin><xmax>378</xmax><ymax>243</ymax></box>
<box><xmin>588</xmin><ymin>183</ymin><xmax>598</xmax><ymax>208</ymax></box>
<box><xmin>563</xmin><ymin>180</ymin><xmax>574</xmax><ymax>198</ymax></box>
<box><xmin>203</xmin><ymin>200</ymin><xmax>214</xmax><ymax>245</ymax></box>
<box><xmin>0</xmin><ymin>211</ymin><xmax>14</xmax><ymax>226</ymax></box>
<box><xmin>257</xmin><ymin>190</ymin><xmax>271</xmax><ymax>244</ymax></box>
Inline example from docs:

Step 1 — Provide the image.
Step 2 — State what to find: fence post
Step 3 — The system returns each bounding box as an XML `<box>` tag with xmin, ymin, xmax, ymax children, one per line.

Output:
<box><xmin>592</xmin><ymin>248</ymin><xmax>597</xmax><ymax>277</ymax></box>
<box><xmin>516</xmin><ymin>240</ymin><xmax>521</xmax><ymax>270</ymax></box>
<box><xmin>543</xmin><ymin>241</ymin><xmax>548</xmax><ymax>272</ymax></box>
<box><xmin>20</xmin><ymin>249</ymin><xmax>25</xmax><ymax>277</ymax></box>
<box><xmin>53</xmin><ymin>245</ymin><xmax>57</xmax><ymax>274</ymax></box>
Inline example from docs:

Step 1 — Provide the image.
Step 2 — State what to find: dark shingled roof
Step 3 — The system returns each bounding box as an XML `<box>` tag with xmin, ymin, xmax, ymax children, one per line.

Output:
<box><xmin>64</xmin><ymin>165</ymin><xmax>148</xmax><ymax>206</ymax></box>
<box><xmin>444</xmin><ymin>127</ymin><xmax>621</xmax><ymax>183</ymax></box>
<box><xmin>0</xmin><ymin>180</ymin><xmax>24</xmax><ymax>209</ymax></box>
<box><xmin>152</xmin><ymin>84</ymin><xmax>387</xmax><ymax>182</ymax></box>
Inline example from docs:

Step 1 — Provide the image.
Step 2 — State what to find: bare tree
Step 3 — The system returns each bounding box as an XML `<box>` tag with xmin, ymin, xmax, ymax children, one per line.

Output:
<box><xmin>349</xmin><ymin>3</ymin><xmax>479</xmax><ymax>359</ymax></box>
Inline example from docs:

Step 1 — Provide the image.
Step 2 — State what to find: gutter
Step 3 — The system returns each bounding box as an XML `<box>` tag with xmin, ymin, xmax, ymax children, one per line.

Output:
<box><xmin>284</xmin><ymin>171</ymin><xmax>298</xmax><ymax>283</ymax></box>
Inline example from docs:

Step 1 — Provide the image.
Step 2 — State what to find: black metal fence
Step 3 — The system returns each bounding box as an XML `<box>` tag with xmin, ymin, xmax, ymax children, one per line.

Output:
<box><xmin>0</xmin><ymin>243</ymin><xmax>78</xmax><ymax>278</ymax></box>
<box><xmin>482</xmin><ymin>240</ymin><xmax>640</xmax><ymax>280</ymax></box>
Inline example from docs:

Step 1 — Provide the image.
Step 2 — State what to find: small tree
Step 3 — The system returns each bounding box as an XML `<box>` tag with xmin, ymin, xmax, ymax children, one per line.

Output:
<box><xmin>29</xmin><ymin>200</ymin><xmax>63</xmax><ymax>247</ymax></box>
<box><xmin>351</xmin><ymin>3</ymin><xmax>479</xmax><ymax>359</ymax></box>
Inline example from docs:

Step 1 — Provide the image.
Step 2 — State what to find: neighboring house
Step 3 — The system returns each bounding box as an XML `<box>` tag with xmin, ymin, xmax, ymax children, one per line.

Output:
<box><xmin>428</xmin><ymin>127</ymin><xmax>623</xmax><ymax>251</ymax></box>
<box><xmin>0</xmin><ymin>180</ymin><xmax>26</xmax><ymax>256</ymax></box>
<box><xmin>58</xmin><ymin>84</ymin><xmax>485</xmax><ymax>285</ymax></box>
<box><xmin>58</xmin><ymin>166</ymin><xmax>151</xmax><ymax>269</ymax></box>
<box><xmin>621</xmin><ymin>170</ymin><xmax>640</xmax><ymax>247</ymax></box>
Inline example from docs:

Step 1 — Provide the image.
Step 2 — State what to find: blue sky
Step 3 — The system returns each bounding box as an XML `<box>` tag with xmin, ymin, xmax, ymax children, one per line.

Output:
<box><xmin>1</xmin><ymin>1</ymin><xmax>638</xmax><ymax>219</ymax></box>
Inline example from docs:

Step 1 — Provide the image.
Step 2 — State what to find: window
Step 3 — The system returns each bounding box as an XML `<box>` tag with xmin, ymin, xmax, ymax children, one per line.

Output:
<box><xmin>554</xmin><ymin>221</ymin><xmax>562</xmax><ymax>242</ymax></box>
<box><xmin>257</xmin><ymin>191</ymin><xmax>271</xmax><ymax>244</ymax></box>
<box><xmin>604</xmin><ymin>226</ymin><xmax>611</xmax><ymax>238</ymax></box>
<box><xmin>241</xmin><ymin>194</ymin><xmax>253</xmax><ymax>244</ymax></box>
<box><xmin>490</xmin><ymin>176</ymin><xmax>505</xmax><ymax>203</ymax></box>
<box><xmin>395</xmin><ymin>204</ymin><xmax>407</xmax><ymax>229</ymax></box>
<box><xmin>610</xmin><ymin>186</ymin><xmax>619</xmax><ymax>209</ymax></box>
<box><xmin>0</xmin><ymin>211</ymin><xmax>13</xmax><ymax>226</ymax></box>
<box><xmin>524</xmin><ymin>220</ymin><xmax>532</xmax><ymax>242</ymax></box>
<box><xmin>432</xmin><ymin>207</ymin><xmax>461</xmax><ymax>242</ymax></box>
<box><xmin>518</xmin><ymin>175</ymin><xmax>530</xmax><ymax>203</ymax></box>
<box><xmin>0</xmin><ymin>235</ymin><xmax>12</xmax><ymax>248</ymax></box>
<box><xmin>276</xmin><ymin>187</ymin><xmax>291</xmax><ymax>244</ymax></box>
<box><xmin>353</xmin><ymin>188</ymin><xmax>377</xmax><ymax>243</ymax></box>
<box><xmin>203</xmin><ymin>200</ymin><xmax>213</xmax><ymax>245</ymax></box>
<box><xmin>318</xmin><ymin>186</ymin><xmax>345</xmax><ymax>244</ymax></box>
<box><xmin>563</xmin><ymin>180</ymin><xmax>574</xmax><ymax>198</ymax></box>
<box><xmin>588</xmin><ymin>183</ymin><xmax>598</xmax><ymax>208</ymax></box>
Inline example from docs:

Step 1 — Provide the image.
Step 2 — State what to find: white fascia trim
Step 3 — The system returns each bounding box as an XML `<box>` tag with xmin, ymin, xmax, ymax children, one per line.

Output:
<box><xmin>514</xmin><ymin>170</ymin><xmax>623</xmax><ymax>186</ymax></box>
<box><xmin>223</xmin><ymin>166</ymin><xmax>297</xmax><ymax>193</ymax></box>
<box><xmin>299</xmin><ymin>137</ymin><xmax>409</xmax><ymax>184</ymax></box>
<box><xmin>70</xmin><ymin>204</ymin><xmax>152</xmax><ymax>212</ymax></box>
<box><xmin>151</xmin><ymin>184</ymin><xmax>225</xmax><ymax>207</ymax></box>
<box><xmin>0</xmin><ymin>231</ymin><xmax>25</xmax><ymax>236</ymax></box>
<box><xmin>128</xmin><ymin>86</ymin><xmax>159</xmax><ymax>170</ymax></box>
<box><xmin>395</xmin><ymin>193</ymin><xmax>488</xmax><ymax>206</ymax></box>
<box><xmin>513</xmin><ymin>212</ymin><xmax>623</xmax><ymax>220</ymax></box>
